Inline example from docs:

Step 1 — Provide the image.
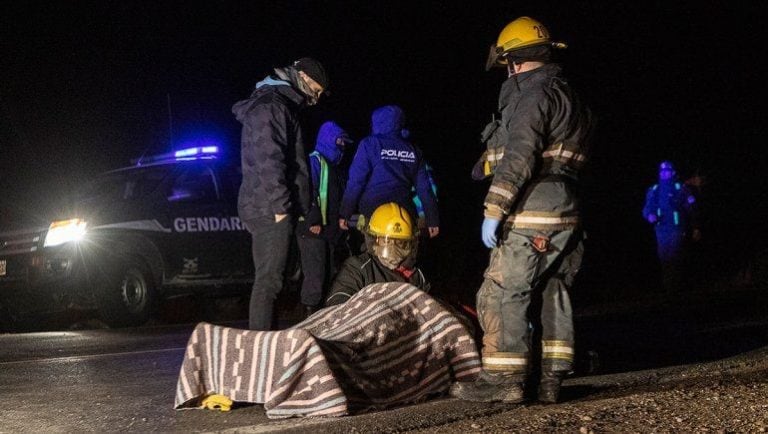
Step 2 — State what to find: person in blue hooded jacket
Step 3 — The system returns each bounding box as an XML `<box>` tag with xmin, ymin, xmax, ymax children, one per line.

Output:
<box><xmin>296</xmin><ymin>121</ymin><xmax>352</xmax><ymax>315</ymax></box>
<box><xmin>338</xmin><ymin>105</ymin><xmax>440</xmax><ymax>239</ymax></box>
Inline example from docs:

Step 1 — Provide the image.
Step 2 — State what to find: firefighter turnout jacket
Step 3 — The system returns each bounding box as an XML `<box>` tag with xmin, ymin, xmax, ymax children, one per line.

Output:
<box><xmin>475</xmin><ymin>63</ymin><xmax>593</xmax><ymax>379</ymax></box>
<box><xmin>483</xmin><ymin>64</ymin><xmax>592</xmax><ymax>230</ymax></box>
<box><xmin>642</xmin><ymin>180</ymin><xmax>698</xmax><ymax>232</ymax></box>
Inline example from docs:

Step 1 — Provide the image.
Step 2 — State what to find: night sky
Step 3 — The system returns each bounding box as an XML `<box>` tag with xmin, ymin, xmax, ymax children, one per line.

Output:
<box><xmin>2</xmin><ymin>1</ymin><xmax>767</xmax><ymax>300</ymax></box>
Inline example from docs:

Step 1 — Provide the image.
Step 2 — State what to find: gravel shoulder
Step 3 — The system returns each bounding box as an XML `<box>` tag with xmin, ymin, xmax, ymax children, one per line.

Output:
<box><xmin>407</xmin><ymin>346</ymin><xmax>768</xmax><ymax>433</ymax></box>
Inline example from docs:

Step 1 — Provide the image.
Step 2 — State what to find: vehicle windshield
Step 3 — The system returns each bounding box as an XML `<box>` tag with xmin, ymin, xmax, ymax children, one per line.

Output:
<box><xmin>77</xmin><ymin>166</ymin><xmax>172</xmax><ymax>203</ymax></box>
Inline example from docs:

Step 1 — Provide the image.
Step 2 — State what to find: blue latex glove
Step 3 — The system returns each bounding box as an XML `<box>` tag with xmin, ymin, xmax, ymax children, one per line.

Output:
<box><xmin>481</xmin><ymin>217</ymin><xmax>501</xmax><ymax>248</ymax></box>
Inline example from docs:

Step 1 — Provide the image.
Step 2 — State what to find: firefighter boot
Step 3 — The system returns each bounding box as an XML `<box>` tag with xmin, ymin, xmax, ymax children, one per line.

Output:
<box><xmin>449</xmin><ymin>370</ymin><xmax>525</xmax><ymax>403</ymax></box>
<box><xmin>538</xmin><ymin>371</ymin><xmax>565</xmax><ymax>404</ymax></box>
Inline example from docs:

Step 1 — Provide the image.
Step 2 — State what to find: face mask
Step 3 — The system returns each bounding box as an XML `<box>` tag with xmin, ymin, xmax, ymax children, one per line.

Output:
<box><xmin>377</xmin><ymin>254</ymin><xmax>402</xmax><ymax>270</ymax></box>
<box><xmin>297</xmin><ymin>75</ymin><xmax>321</xmax><ymax>106</ymax></box>
<box><xmin>279</xmin><ymin>67</ymin><xmax>321</xmax><ymax>106</ymax></box>
<box><xmin>372</xmin><ymin>237</ymin><xmax>415</xmax><ymax>270</ymax></box>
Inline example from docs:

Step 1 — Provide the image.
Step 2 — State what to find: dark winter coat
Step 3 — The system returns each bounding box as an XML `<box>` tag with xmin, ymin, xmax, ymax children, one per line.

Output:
<box><xmin>325</xmin><ymin>252</ymin><xmax>429</xmax><ymax>306</ymax></box>
<box><xmin>484</xmin><ymin>64</ymin><xmax>593</xmax><ymax>231</ymax></box>
<box><xmin>298</xmin><ymin>121</ymin><xmax>347</xmax><ymax>241</ymax></box>
<box><xmin>232</xmin><ymin>78</ymin><xmax>311</xmax><ymax>222</ymax></box>
<box><xmin>339</xmin><ymin>105</ymin><xmax>439</xmax><ymax>227</ymax></box>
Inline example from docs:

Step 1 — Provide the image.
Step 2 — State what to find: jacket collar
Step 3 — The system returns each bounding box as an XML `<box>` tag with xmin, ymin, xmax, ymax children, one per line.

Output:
<box><xmin>498</xmin><ymin>63</ymin><xmax>562</xmax><ymax>108</ymax></box>
<box><xmin>272</xmin><ymin>82</ymin><xmax>306</xmax><ymax>106</ymax></box>
<box><xmin>251</xmin><ymin>77</ymin><xmax>306</xmax><ymax>107</ymax></box>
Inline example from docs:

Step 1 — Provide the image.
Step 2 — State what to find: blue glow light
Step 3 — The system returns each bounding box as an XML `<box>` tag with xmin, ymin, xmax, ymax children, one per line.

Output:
<box><xmin>174</xmin><ymin>146</ymin><xmax>220</xmax><ymax>158</ymax></box>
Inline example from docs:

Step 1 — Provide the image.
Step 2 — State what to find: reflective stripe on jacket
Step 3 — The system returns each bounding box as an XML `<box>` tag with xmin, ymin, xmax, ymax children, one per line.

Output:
<box><xmin>642</xmin><ymin>181</ymin><xmax>698</xmax><ymax>229</ymax></box>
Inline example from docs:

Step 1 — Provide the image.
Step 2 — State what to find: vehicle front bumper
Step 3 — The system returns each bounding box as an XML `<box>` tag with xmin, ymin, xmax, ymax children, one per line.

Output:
<box><xmin>0</xmin><ymin>241</ymin><xmax>92</xmax><ymax>314</ymax></box>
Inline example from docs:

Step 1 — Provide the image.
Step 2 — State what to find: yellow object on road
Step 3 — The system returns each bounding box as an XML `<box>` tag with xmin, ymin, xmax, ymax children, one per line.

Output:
<box><xmin>201</xmin><ymin>394</ymin><xmax>233</xmax><ymax>412</ymax></box>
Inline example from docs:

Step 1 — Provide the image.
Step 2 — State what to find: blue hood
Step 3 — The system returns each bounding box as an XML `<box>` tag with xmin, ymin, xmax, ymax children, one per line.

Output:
<box><xmin>371</xmin><ymin>105</ymin><xmax>405</xmax><ymax>136</ymax></box>
<box><xmin>315</xmin><ymin>121</ymin><xmax>349</xmax><ymax>165</ymax></box>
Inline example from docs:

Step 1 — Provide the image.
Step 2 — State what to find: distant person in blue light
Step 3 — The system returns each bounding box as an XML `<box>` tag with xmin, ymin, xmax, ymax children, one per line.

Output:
<box><xmin>642</xmin><ymin>160</ymin><xmax>701</xmax><ymax>292</ymax></box>
<box><xmin>232</xmin><ymin>57</ymin><xmax>329</xmax><ymax>330</ymax></box>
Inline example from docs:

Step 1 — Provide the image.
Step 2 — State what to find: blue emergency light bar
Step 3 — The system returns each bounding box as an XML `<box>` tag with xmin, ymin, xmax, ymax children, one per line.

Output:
<box><xmin>174</xmin><ymin>146</ymin><xmax>219</xmax><ymax>158</ymax></box>
<box><xmin>131</xmin><ymin>144</ymin><xmax>221</xmax><ymax>166</ymax></box>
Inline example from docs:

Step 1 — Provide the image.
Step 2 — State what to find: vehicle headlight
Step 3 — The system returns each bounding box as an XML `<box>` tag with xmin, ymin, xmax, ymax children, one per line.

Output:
<box><xmin>44</xmin><ymin>218</ymin><xmax>87</xmax><ymax>247</ymax></box>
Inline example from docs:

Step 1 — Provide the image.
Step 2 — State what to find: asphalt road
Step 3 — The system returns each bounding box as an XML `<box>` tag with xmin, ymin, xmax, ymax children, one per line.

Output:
<box><xmin>0</xmin><ymin>287</ymin><xmax>766</xmax><ymax>433</ymax></box>
<box><xmin>0</xmin><ymin>322</ymin><xmax>514</xmax><ymax>433</ymax></box>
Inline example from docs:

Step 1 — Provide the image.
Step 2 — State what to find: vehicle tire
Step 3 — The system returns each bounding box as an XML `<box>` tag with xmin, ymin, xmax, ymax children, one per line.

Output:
<box><xmin>0</xmin><ymin>303</ymin><xmax>18</xmax><ymax>332</ymax></box>
<box><xmin>95</xmin><ymin>257</ymin><xmax>156</xmax><ymax>328</ymax></box>
<box><xmin>0</xmin><ymin>303</ymin><xmax>41</xmax><ymax>332</ymax></box>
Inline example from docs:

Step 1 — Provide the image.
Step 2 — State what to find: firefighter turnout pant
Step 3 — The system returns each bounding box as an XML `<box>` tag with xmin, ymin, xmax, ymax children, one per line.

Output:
<box><xmin>477</xmin><ymin>228</ymin><xmax>584</xmax><ymax>378</ymax></box>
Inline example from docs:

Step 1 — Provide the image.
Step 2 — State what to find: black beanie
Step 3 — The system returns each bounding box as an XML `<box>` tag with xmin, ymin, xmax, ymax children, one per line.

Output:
<box><xmin>293</xmin><ymin>57</ymin><xmax>329</xmax><ymax>90</ymax></box>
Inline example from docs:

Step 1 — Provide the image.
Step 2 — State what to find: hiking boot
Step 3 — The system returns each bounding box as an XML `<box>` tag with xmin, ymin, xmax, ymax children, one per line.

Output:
<box><xmin>538</xmin><ymin>371</ymin><xmax>565</xmax><ymax>404</ymax></box>
<box><xmin>449</xmin><ymin>371</ymin><xmax>525</xmax><ymax>403</ymax></box>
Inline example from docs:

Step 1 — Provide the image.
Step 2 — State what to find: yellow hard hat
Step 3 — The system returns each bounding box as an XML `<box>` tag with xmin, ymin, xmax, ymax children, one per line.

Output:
<box><xmin>367</xmin><ymin>203</ymin><xmax>414</xmax><ymax>240</ymax></box>
<box><xmin>486</xmin><ymin>16</ymin><xmax>567</xmax><ymax>70</ymax></box>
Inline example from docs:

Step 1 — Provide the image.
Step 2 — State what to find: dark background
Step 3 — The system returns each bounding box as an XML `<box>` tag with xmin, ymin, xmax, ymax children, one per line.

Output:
<box><xmin>2</xmin><ymin>1</ymin><xmax>767</xmax><ymax>305</ymax></box>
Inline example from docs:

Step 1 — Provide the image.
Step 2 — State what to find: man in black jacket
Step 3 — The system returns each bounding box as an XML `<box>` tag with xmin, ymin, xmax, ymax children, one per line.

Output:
<box><xmin>232</xmin><ymin>57</ymin><xmax>328</xmax><ymax>330</ymax></box>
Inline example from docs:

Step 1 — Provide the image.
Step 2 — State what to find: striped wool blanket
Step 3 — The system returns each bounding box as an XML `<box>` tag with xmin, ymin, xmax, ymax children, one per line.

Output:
<box><xmin>174</xmin><ymin>282</ymin><xmax>481</xmax><ymax>418</ymax></box>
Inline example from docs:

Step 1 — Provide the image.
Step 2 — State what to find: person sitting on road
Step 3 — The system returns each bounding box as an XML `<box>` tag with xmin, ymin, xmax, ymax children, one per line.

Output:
<box><xmin>325</xmin><ymin>202</ymin><xmax>429</xmax><ymax>306</ymax></box>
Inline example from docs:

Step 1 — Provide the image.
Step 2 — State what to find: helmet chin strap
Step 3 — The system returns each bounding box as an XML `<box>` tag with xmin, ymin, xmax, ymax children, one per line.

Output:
<box><xmin>507</xmin><ymin>61</ymin><xmax>521</xmax><ymax>77</ymax></box>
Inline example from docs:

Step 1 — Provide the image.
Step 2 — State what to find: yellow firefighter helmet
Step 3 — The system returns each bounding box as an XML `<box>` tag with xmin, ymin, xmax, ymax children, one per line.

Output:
<box><xmin>486</xmin><ymin>16</ymin><xmax>567</xmax><ymax>70</ymax></box>
<box><xmin>367</xmin><ymin>203</ymin><xmax>417</xmax><ymax>269</ymax></box>
<box><xmin>367</xmin><ymin>202</ymin><xmax>415</xmax><ymax>240</ymax></box>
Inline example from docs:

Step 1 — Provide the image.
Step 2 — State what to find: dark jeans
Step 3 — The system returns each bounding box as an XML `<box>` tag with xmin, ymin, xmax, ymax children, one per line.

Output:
<box><xmin>296</xmin><ymin>234</ymin><xmax>334</xmax><ymax>307</ymax></box>
<box><xmin>244</xmin><ymin>216</ymin><xmax>294</xmax><ymax>330</ymax></box>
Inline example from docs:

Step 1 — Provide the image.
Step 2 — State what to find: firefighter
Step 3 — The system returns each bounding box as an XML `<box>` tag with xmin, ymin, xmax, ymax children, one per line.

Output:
<box><xmin>338</xmin><ymin>105</ymin><xmax>439</xmax><ymax>239</ymax></box>
<box><xmin>642</xmin><ymin>160</ymin><xmax>700</xmax><ymax>292</ymax></box>
<box><xmin>325</xmin><ymin>202</ymin><xmax>429</xmax><ymax>306</ymax></box>
<box><xmin>232</xmin><ymin>57</ymin><xmax>328</xmax><ymax>330</ymax></box>
<box><xmin>296</xmin><ymin>121</ymin><xmax>353</xmax><ymax>316</ymax></box>
<box><xmin>450</xmin><ymin>17</ymin><xmax>593</xmax><ymax>404</ymax></box>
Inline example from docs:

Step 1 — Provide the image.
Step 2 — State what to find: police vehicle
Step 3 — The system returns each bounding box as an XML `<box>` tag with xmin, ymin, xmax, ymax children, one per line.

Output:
<box><xmin>0</xmin><ymin>146</ymin><xmax>255</xmax><ymax>329</ymax></box>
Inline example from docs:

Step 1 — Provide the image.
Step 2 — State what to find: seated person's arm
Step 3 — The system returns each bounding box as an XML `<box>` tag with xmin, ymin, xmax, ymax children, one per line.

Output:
<box><xmin>325</xmin><ymin>258</ymin><xmax>366</xmax><ymax>306</ymax></box>
<box><xmin>411</xmin><ymin>267</ymin><xmax>431</xmax><ymax>293</ymax></box>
